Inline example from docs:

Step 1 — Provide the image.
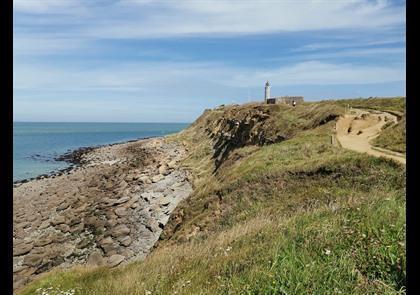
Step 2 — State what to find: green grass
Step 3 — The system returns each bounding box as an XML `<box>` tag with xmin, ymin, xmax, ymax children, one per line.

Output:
<box><xmin>333</xmin><ymin>97</ymin><xmax>405</xmax><ymax>114</ymax></box>
<box><xmin>372</xmin><ymin>116</ymin><xmax>406</xmax><ymax>154</ymax></box>
<box><xmin>19</xmin><ymin>100</ymin><xmax>405</xmax><ymax>295</ymax></box>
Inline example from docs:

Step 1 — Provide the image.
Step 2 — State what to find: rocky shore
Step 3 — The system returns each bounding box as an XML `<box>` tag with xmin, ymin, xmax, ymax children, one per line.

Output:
<box><xmin>13</xmin><ymin>137</ymin><xmax>192</xmax><ymax>291</ymax></box>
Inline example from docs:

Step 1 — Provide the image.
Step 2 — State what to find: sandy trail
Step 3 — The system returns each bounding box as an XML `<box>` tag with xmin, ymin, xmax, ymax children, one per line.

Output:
<box><xmin>335</xmin><ymin>108</ymin><xmax>406</xmax><ymax>164</ymax></box>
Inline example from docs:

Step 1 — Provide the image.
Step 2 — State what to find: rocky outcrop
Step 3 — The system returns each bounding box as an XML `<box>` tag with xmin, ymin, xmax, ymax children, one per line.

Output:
<box><xmin>13</xmin><ymin>138</ymin><xmax>192</xmax><ymax>290</ymax></box>
<box><xmin>205</xmin><ymin>105</ymin><xmax>287</xmax><ymax>169</ymax></box>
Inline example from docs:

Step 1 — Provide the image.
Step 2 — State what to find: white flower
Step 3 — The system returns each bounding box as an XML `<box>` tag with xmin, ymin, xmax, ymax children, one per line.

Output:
<box><xmin>325</xmin><ymin>249</ymin><xmax>331</xmax><ymax>255</ymax></box>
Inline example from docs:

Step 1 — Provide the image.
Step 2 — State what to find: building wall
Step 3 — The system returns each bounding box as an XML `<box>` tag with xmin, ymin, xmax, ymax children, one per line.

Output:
<box><xmin>279</xmin><ymin>96</ymin><xmax>304</xmax><ymax>104</ymax></box>
<box><xmin>264</xmin><ymin>96</ymin><xmax>304</xmax><ymax>105</ymax></box>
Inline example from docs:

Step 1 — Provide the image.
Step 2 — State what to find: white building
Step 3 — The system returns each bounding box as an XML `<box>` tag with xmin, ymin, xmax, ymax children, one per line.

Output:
<box><xmin>264</xmin><ymin>81</ymin><xmax>304</xmax><ymax>105</ymax></box>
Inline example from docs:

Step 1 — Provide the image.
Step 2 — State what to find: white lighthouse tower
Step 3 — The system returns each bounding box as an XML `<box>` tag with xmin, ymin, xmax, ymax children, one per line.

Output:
<box><xmin>264</xmin><ymin>80</ymin><xmax>271</xmax><ymax>101</ymax></box>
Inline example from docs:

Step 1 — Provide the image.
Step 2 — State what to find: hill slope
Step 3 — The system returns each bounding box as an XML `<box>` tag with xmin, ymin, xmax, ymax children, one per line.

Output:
<box><xmin>19</xmin><ymin>99</ymin><xmax>406</xmax><ymax>295</ymax></box>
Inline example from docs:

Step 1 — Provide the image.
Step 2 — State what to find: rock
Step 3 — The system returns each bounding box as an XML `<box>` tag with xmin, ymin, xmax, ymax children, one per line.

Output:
<box><xmin>159</xmin><ymin>165</ymin><xmax>169</xmax><ymax>175</ymax></box>
<box><xmin>23</xmin><ymin>254</ymin><xmax>43</xmax><ymax>267</ymax></box>
<box><xmin>55</xmin><ymin>224</ymin><xmax>70</xmax><ymax>233</ymax></box>
<box><xmin>13</xmin><ymin>243</ymin><xmax>33</xmax><ymax>256</ymax></box>
<box><xmin>139</xmin><ymin>176</ymin><xmax>152</xmax><ymax>184</ymax></box>
<box><xmin>67</xmin><ymin>216</ymin><xmax>82</xmax><ymax>226</ymax></box>
<box><xmin>13</xmin><ymin>264</ymin><xmax>28</xmax><ymax>274</ymax></box>
<box><xmin>70</xmin><ymin>222</ymin><xmax>85</xmax><ymax>234</ymax></box>
<box><xmin>56</xmin><ymin>202</ymin><xmax>70</xmax><ymax>211</ymax></box>
<box><xmin>145</xmin><ymin>220</ymin><xmax>159</xmax><ymax>233</ymax></box>
<box><xmin>114</xmin><ymin>196</ymin><xmax>130</xmax><ymax>205</ymax></box>
<box><xmin>111</xmin><ymin>224</ymin><xmax>130</xmax><ymax>237</ymax></box>
<box><xmin>26</xmin><ymin>214</ymin><xmax>39</xmax><ymax>222</ymax></box>
<box><xmin>120</xmin><ymin>248</ymin><xmax>135</xmax><ymax>259</ymax></box>
<box><xmin>87</xmin><ymin>251</ymin><xmax>104</xmax><ymax>266</ymax></box>
<box><xmin>34</xmin><ymin>235</ymin><xmax>53</xmax><ymax>247</ymax></box>
<box><xmin>106</xmin><ymin>219</ymin><xmax>118</xmax><ymax>228</ymax></box>
<box><xmin>118</xmin><ymin>236</ymin><xmax>132</xmax><ymax>247</ymax></box>
<box><xmin>77</xmin><ymin>238</ymin><xmax>91</xmax><ymax>249</ymax></box>
<box><xmin>108</xmin><ymin>254</ymin><xmax>124</xmax><ymax>267</ymax></box>
<box><xmin>74</xmin><ymin>203</ymin><xmax>89</xmax><ymax>213</ymax></box>
<box><xmin>158</xmin><ymin>197</ymin><xmax>171</xmax><ymax>206</ymax></box>
<box><xmin>130</xmin><ymin>203</ymin><xmax>139</xmax><ymax>209</ymax></box>
<box><xmin>114</xmin><ymin>207</ymin><xmax>128</xmax><ymax>217</ymax></box>
<box><xmin>99</xmin><ymin>237</ymin><xmax>119</xmax><ymax>254</ymax></box>
<box><xmin>119</xmin><ymin>180</ymin><xmax>128</xmax><ymax>190</ymax></box>
<box><xmin>52</xmin><ymin>233</ymin><xmax>67</xmax><ymax>243</ymax></box>
<box><xmin>152</xmin><ymin>174</ymin><xmax>164</xmax><ymax>183</ymax></box>
<box><xmin>51</xmin><ymin>215</ymin><xmax>66</xmax><ymax>226</ymax></box>
<box><xmin>167</xmin><ymin>160</ymin><xmax>177</xmax><ymax>169</ymax></box>
<box><xmin>122</xmin><ymin>196</ymin><xmax>139</xmax><ymax>209</ymax></box>
<box><xmin>38</xmin><ymin>220</ymin><xmax>50</xmax><ymax>230</ymax></box>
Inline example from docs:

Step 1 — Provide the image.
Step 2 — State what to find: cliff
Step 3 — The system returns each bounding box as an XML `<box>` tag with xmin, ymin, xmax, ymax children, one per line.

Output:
<box><xmin>18</xmin><ymin>99</ymin><xmax>406</xmax><ymax>295</ymax></box>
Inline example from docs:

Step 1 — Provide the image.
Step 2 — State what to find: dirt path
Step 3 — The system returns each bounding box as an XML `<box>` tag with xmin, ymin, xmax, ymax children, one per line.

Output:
<box><xmin>335</xmin><ymin>108</ymin><xmax>406</xmax><ymax>164</ymax></box>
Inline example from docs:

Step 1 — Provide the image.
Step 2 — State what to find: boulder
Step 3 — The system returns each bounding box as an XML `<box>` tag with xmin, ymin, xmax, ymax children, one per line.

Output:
<box><xmin>87</xmin><ymin>251</ymin><xmax>104</xmax><ymax>266</ymax></box>
<box><xmin>114</xmin><ymin>207</ymin><xmax>128</xmax><ymax>217</ymax></box>
<box><xmin>111</xmin><ymin>224</ymin><xmax>130</xmax><ymax>237</ymax></box>
<box><xmin>13</xmin><ymin>243</ymin><xmax>33</xmax><ymax>256</ymax></box>
<box><xmin>107</xmin><ymin>254</ymin><xmax>124</xmax><ymax>268</ymax></box>
<box><xmin>99</xmin><ymin>237</ymin><xmax>119</xmax><ymax>254</ymax></box>
<box><xmin>23</xmin><ymin>254</ymin><xmax>43</xmax><ymax>267</ymax></box>
<box><xmin>118</xmin><ymin>236</ymin><xmax>132</xmax><ymax>247</ymax></box>
<box><xmin>158</xmin><ymin>165</ymin><xmax>169</xmax><ymax>176</ymax></box>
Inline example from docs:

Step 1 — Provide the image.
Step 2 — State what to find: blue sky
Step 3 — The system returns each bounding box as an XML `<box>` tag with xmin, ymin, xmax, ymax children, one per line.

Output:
<box><xmin>13</xmin><ymin>0</ymin><xmax>406</xmax><ymax>122</ymax></box>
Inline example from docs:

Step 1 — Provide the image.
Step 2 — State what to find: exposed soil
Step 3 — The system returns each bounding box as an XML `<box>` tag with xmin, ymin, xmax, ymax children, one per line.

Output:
<box><xmin>335</xmin><ymin>108</ymin><xmax>405</xmax><ymax>164</ymax></box>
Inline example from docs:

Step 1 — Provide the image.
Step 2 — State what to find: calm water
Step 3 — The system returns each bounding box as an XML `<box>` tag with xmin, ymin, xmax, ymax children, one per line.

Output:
<box><xmin>13</xmin><ymin>122</ymin><xmax>189</xmax><ymax>182</ymax></box>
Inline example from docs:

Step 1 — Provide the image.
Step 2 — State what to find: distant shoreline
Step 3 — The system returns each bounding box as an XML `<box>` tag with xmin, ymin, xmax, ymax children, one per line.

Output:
<box><xmin>13</xmin><ymin>135</ymin><xmax>160</xmax><ymax>186</ymax></box>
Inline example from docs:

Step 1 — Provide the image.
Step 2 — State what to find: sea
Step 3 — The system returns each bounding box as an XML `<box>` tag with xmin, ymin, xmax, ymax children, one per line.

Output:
<box><xmin>13</xmin><ymin>122</ymin><xmax>190</xmax><ymax>182</ymax></box>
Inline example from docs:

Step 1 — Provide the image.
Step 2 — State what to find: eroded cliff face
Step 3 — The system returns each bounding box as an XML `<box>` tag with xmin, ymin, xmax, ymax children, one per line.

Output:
<box><xmin>205</xmin><ymin>105</ymin><xmax>288</xmax><ymax>169</ymax></box>
<box><xmin>158</xmin><ymin>102</ymin><xmax>343</xmax><ymax>244</ymax></box>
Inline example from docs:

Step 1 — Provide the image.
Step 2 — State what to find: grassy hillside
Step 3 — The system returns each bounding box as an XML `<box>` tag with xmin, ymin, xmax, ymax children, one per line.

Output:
<box><xmin>372</xmin><ymin>115</ymin><xmax>406</xmax><ymax>154</ymax></box>
<box><xmin>333</xmin><ymin>97</ymin><xmax>405</xmax><ymax>115</ymax></box>
<box><xmin>19</xmin><ymin>100</ymin><xmax>406</xmax><ymax>295</ymax></box>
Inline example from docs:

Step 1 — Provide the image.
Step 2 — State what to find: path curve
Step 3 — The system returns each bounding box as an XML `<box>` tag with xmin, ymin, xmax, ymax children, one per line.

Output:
<box><xmin>335</xmin><ymin>108</ymin><xmax>406</xmax><ymax>164</ymax></box>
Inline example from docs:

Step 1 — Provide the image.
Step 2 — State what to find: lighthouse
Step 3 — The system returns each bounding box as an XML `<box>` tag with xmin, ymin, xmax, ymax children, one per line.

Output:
<box><xmin>264</xmin><ymin>80</ymin><xmax>271</xmax><ymax>101</ymax></box>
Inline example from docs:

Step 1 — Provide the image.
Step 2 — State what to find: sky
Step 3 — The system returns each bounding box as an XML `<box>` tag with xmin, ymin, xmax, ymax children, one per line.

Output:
<box><xmin>13</xmin><ymin>0</ymin><xmax>406</xmax><ymax>123</ymax></box>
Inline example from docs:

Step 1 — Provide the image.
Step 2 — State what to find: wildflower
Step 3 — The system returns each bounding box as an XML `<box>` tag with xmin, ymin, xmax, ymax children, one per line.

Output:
<box><xmin>325</xmin><ymin>249</ymin><xmax>331</xmax><ymax>255</ymax></box>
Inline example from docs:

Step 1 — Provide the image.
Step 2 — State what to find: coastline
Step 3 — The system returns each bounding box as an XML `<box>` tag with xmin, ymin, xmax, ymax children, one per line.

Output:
<box><xmin>13</xmin><ymin>135</ymin><xmax>193</xmax><ymax>291</ymax></box>
<box><xmin>13</xmin><ymin>136</ymin><xmax>160</xmax><ymax>186</ymax></box>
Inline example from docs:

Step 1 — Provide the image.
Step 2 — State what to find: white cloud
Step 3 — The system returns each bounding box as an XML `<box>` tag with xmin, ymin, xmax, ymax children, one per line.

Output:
<box><xmin>229</xmin><ymin>60</ymin><xmax>405</xmax><ymax>87</ymax></box>
<box><xmin>13</xmin><ymin>0</ymin><xmax>82</xmax><ymax>14</ymax></box>
<box><xmin>13</xmin><ymin>59</ymin><xmax>405</xmax><ymax>95</ymax></box>
<box><xmin>14</xmin><ymin>0</ymin><xmax>405</xmax><ymax>39</ymax></box>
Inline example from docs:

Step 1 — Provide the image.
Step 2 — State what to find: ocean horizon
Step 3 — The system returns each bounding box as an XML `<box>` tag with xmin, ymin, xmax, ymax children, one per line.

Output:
<box><xmin>13</xmin><ymin>122</ymin><xmax>190</xmax><ymax>182</ymax></box>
